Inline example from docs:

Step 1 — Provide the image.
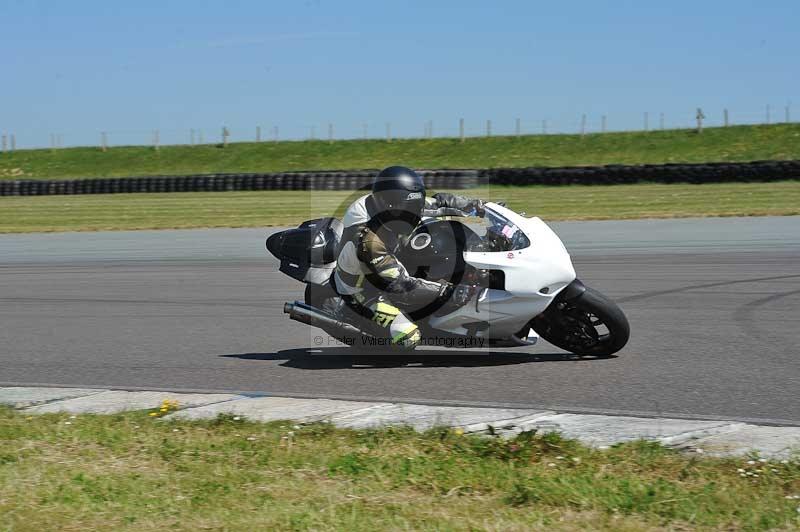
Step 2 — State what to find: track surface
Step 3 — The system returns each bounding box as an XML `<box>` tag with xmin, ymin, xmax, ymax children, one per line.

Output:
<box><xmin>2</xmin><ymin>217</ymin><xmax>799</xmax><ymax>423</ymax></box>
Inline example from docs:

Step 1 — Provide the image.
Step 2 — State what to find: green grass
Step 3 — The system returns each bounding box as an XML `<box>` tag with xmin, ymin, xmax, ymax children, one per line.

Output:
<box><xmin>0</xmin><ymin>406</ymin><xmax>797</xmax><ymax>531</ymax></box>
<box><xmin>1</xmin><ymin>124</ymin><xmax>799</xmax><ymax>180</ymax></box>
<box><xmin>1</xmin><ymin>182</ymin><xmax>799</xmax><ymax>233</ymax></box>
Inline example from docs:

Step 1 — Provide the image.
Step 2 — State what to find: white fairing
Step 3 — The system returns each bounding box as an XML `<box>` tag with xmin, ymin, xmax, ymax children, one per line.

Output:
<box><xmin>427</xmin><ymin>203</ymin><xmax>576</xmax><ymax>339</ymax></box>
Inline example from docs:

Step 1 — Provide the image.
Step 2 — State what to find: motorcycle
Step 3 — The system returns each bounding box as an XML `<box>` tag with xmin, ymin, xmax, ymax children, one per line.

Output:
<box><xmin>266</xmin><ymin>202</ymin><xmax>629</xmax><ymax>356</ymax></box>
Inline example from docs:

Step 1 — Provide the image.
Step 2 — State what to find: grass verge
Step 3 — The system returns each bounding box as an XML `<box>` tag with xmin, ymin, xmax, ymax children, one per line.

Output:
<box><xmin>0</xmin><ymin>406</ymin><xmax>798</xmax><ymax>531</ymax></box>
<box><xmin>1</xmin><ymin>124</ymin><xmax>799</xmax><ymax>180</ymax></box>
<box><xmin>1</xmin><ymin>182</ymin><xmax>799</xmax><ymax>233</ymax></box>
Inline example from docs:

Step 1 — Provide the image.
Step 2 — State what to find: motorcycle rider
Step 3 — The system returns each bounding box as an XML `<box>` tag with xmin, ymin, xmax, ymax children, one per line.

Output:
<box><xmin>332</xmin><ymin>166</ymin><xmax>486</xmax><ymax>349</ymax></box>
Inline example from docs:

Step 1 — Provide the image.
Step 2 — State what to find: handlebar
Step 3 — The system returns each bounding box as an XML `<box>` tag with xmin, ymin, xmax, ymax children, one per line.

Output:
<box><xmin>421</xmin><ymin>207</ymin><xmax>473</xmax><ymax>218</ymax></box>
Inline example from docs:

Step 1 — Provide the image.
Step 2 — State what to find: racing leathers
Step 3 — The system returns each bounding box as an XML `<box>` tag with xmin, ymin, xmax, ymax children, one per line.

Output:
<box><xmin>332</xmin><ymin>192</ymin><xmax>483</xmax><ymax>349</ymax></box>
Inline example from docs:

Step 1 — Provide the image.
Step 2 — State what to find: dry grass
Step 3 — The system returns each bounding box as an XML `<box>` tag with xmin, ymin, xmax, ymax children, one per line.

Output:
<box><xmin>1</xmin><ymin>406</ymin><xmax>798</xmax><ymax>531</ymax></box>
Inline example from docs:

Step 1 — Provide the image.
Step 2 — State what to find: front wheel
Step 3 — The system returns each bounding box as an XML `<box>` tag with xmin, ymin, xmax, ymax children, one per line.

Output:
<box><xmin>531</xmin><ymin>286</ymin><xmax>630</xmax><ymax>356</ymax></box>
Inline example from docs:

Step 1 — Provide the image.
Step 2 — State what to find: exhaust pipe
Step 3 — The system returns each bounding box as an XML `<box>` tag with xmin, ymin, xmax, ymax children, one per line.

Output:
<box><xmin>284</xmin><ymin>301</ymin><xmax>363</xmax><ymax>336</ymax></box>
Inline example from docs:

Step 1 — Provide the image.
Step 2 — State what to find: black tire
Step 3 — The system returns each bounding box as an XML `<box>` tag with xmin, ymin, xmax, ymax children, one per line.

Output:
<box><xmin>303</xmin><ymin>284</ymin><xmax>374</xmax><ymax>350</ymax></box>
<box><xmin>531</xmin><ymin>286</ymin><xmax>629</xmax><ymax>356</ymax></box>
<box><xmin>304</xmin><ymin>283</ymin><xmax>327</xmax><ymax>308</ymax></box>
<box><xmin>304</xmin><ymin>284</ymin><xmax>412</xmax><ymax>352</ymax></box>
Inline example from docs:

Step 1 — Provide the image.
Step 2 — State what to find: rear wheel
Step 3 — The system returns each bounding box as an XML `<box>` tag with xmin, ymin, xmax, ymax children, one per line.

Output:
<box><xmin>531</xmin><ymin>286</ymin><xmax>629</xmax><ymax>356</ymax></box>
<box><xmin>304</xmin><ymin>283</ymin><xmax>327</xmax><ymax>308</ymax></box>
<box><xmin>303</xmin><ymin>284</ymin><xmax>387</xmax><ymax>351</ymax></box>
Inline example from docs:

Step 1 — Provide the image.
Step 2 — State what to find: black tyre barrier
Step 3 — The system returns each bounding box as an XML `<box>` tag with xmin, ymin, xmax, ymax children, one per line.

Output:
<box><xmin>478</xmin><ymin>160</ymin><xmax>800</xmax><ymax>186</ymax></box>
<box><xmin>2</xmin><ymin>163</ymin><xmax>797</xmax><ymax>196</ymax></box>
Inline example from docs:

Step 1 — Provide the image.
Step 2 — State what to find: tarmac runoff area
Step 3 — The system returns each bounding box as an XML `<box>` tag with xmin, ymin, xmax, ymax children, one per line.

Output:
<box><xmin>2</xmin><ymin>216</ymin><xmax>799</xmax><ymax>436</ymax></box>
<box><xmin>2</xmin><ymin>386</ymin><xmax>798</xmax><ymax>459</ymax></box>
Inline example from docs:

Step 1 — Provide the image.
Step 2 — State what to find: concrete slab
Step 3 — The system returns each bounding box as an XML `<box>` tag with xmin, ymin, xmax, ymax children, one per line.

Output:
<box><xmin>460</xmin><ymin>411</ymin><xmax>557</xmax><ymax>434</ymax></box>
<box><xmin>171</xmin><ymin>396</ymin><xmax>388</xmax><ymax>422</ymax></box>
<box><xmin>328</xmin><ymin>403</ymin><xmax>549</xmax><ymax>430</ymax></box>
<box><xmin>24</xmin><ymin>390</ymin><xmax>241</xmax><ymax>414</ymax></box>
<box><xmin>511</xmin><ymin>413</ymin><xmax>739</xmax><ymax>447</ymax></box>
<box><xmin>5</xmin><ymin>386</ymin><xmax>799</xmax><ymax>459</ymax></box>
<box><xmin>685</xmin><ymin>424</ymin><xmax>800</xmax><ymax>458</ymax></box>
<box><xmin>0</xmin><ymin>387</ymin><xmax>106</xmax><ymax>408</ymax></box>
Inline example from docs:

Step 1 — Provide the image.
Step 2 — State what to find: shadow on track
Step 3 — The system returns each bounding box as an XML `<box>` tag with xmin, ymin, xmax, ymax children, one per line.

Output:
<box><xmin>221</xmin><ymin>348</ymin><xmax>615</xmax><ymax>370</ymax></box>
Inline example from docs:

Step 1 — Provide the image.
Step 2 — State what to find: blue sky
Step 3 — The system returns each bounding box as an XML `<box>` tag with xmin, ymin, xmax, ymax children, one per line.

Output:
<box><xmin>2</xmin><ymin>0</ymin><xmax>798</xmax><ymax>147</ymax></box>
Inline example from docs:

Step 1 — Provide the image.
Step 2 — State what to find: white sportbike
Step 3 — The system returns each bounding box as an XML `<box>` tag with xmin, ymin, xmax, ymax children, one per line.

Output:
<box><xmin>268</xmin><ymin>202</ymin><xmax>630</xmax><ymax>356</ymax></box>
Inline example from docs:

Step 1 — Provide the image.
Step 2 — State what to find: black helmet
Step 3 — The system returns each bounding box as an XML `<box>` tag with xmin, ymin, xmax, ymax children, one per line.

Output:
<box><xmin>371</xmin><ymin>166</ymin><xmax>426</xmax><ymax>229</ymax></box>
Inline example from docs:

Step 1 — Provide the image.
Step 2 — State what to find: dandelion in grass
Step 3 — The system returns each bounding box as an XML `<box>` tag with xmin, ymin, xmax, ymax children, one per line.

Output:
<box><xmin>149</xmin><ymin>398</ymin><xmax>180</xmax><ymax>418</ymax></box>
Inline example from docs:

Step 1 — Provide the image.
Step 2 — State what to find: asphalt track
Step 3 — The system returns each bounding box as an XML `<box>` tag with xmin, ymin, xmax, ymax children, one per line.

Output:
<box><xmin>2</xmin><ymin>216</ymin><xmax>799</xmax><ymax>424</ymax></box>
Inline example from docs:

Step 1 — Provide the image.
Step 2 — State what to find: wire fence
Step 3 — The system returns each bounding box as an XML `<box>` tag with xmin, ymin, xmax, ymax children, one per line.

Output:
<box><xmin>0</xmin><ymin>104</ymin><xmax>794</xmax><ymax>152</ymax></box>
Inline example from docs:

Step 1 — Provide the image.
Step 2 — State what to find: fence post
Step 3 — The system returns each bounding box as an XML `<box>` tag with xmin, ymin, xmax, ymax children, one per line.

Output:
<box><xmin>256</xmin><ymin>126</ymin><xmax>261</xmax><ymax>142</ymax></box>
<box><xmin>723</xmin><ymin>109</ymin><xmax>729</xmax><ymax>127</ymax></box>
<box><xmin>101</xmin><ymin>131</ymin><xmax>107</xmax><ymax>152</ymax></box>
<box><xmin>459</xmin><ymin>118</ymin><xmax>464</xmax><ymax>143</ymax></box>
<box><xmin>580</xmin><ymin>114</ymin><xmax>587</xmax><ymax>137</ymax></box>
<box><xmin>601</xmin><ymin>115</ymin><xmax>607</xmax><ymax>133</ymax></box>
<box><xmin>328</xmin><ymin>123</ymin><xmax>333</xmax><ymax>144</ymax></box>
<box><xmin>386</xmin><ymin>122</ymin><xmax>391</xmax><ymax>142</ymax></box>
<box><xmin>696</xmin><ymin>108</ymin><xmax>705</xmax><ymax>133</ymax></box>
<box><xmin>486</xmin><ymin>120</ymin><xmax>492</xmax><ymax>137</ymax></box>
<box><xmin>660</xmin><ymin>112</ymin><xmax>665</xmax><ymax>130</ymax></box>
<box><xmin>222</xmin><ymin>126</ymin><xmax>229</xmax><ymax>147</ymax></box>
<box><xmin>644</xmin><ymin>112</ymin><xmax>649</xmax><ymax>132</ymax></box>
<box><xmin>153</xmin><ymin>130</ymin><xmax>160</xmax><ymax>151</ymax></box>
<box><xmin>515</xmin><ymin>117</ymin><xmax>521</xmax><ymax>137</ymax></box>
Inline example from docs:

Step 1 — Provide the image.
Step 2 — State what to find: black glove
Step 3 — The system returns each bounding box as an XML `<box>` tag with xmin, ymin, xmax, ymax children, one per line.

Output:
<box><xmin>435</xmin><ymin>282</ymin><xmax>476</xmax><ymax>315</ymax></box>
<box><xmin>469</xmin><ymin>199</ymin><xmax>487</xmax><ymax>217</ymax></box>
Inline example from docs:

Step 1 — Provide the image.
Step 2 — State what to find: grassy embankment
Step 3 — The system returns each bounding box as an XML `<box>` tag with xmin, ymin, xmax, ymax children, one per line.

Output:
<box><xmin>1</xmin><ymin>406</ymin><xmax>798</xmax><ymax>530</ymax></box>
<box><xmin>1</xmin><ymin>182</ymin><xmax>799</xmax><ymax>233</ymax></box>
<box><xmin>2</xmin><ymin>123</ymin><xmax>798</xmax><ymax>233</ymax></box>
<box><xmin>1</xmin><ymin>123</ymin><xmax>799</xmax><ymax>180</ymax></box>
